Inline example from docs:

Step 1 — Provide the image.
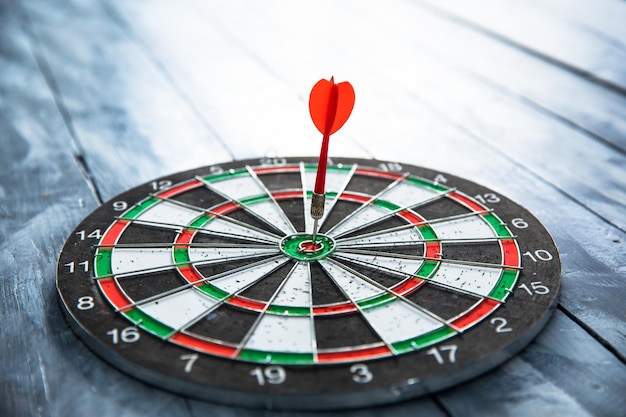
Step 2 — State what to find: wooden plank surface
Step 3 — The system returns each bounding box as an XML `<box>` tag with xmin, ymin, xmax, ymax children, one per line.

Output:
<box><xmin>2</xmin><ymin>0</ymin><xmax>625</xmax><ymax>416</ymax></box>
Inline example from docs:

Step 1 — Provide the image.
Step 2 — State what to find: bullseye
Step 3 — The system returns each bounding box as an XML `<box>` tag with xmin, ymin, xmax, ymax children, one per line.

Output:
<box><xmin>280</xmin><ymin>233</ymin><xmax>335</xmax><ymax>261</ymax></box>
<box><xmin>298</xmin><ymin>240</ymin><xmax>323</xmax><ymax>253</ymax></box>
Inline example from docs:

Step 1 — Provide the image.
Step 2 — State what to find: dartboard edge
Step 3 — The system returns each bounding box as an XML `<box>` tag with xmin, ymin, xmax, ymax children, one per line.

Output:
<box><xmin>56</xmin><ymin>157</ymin><xmax>561</xmax><ymax>410</ymax></box>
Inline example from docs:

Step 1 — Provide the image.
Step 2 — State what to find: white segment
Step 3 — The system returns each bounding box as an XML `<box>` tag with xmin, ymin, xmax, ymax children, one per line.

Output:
<box><xmin>244</xmin><ymin>315</ymin><xmax>312</xmax><ymax>353</ymax></box>
<box><xmin>242</xmin><ymin>200</ymin><xmax>293</xmax><ymax>234</ymax></box>
<box><xmin>111</xmin><ymin>248</ymin><xmax>173</xmax><ymax>275</ymax></box>
<box><xmin>339</xmin><ymin>227</ymin><xmax>423</xmax><ymax>246</ymax></box>
<box><xmin>336</xmin><ymin>252</ymin><xmax>424</xmax><ymax>276</ymax></box>
<box><xmin>303</xmin><ymin>169</ymin><xmax>351</xmax><ymax>233</ymax></box>
<box><xmin>200</xmin><ymin>218</ymin><xmax>279</xmax><ymax>242</ymax></box>
<box><xmin>208</xmin><ymin>175</ymin><xmax>265</xmax><ymax>200</ymax></box>
<box><xmin>188</xmin><ymin>247</ymin><xmax>278</xmax><ymax>264</ymax></box>
<box><xmin>429</xmin><ymin>216</ymin><xmax>495</xmax><ymax>240</ymax></box>
<box><xmin>319</xmin><ymin>260</ymin><xmax>383</xmax><ymax>300</ymax></box>
<box><xmin>328</xmin><ymin>205</ymin><xmax>390</xmax><ymax>237</ymax></box>
<box><xmin>304</xmin><ymin>169</ymin><xmax>350</xmax><ymax>193</ymax></box>
<box><xmin>377</xmin><ymin>181</ymin><xmax>438</xmax><ymax>208</ymax></box>
<box><xmin>362</xmin><ymin>301</ymin><xmax>442</xmax><ymax>344</ymax></box>
<box><xmin>135</xmin><ymin>201</ymin><xmax>202</xmax><ymax>229</ymax></box>
<box><xmin>272</xmin><ymin>263</ymin><xmax>310</xmax><ymax>307</ymax></box>
<box><xmin>139</xmin><ymin>288</ymin><xmax>219</xmax><ymax>330</ymax></box>
<box><xmin>429</xmin><ymin>263</ymin><xmax>502</xmax><ymax>297</ymax></box>
<box><xmin>210</xmin><ymin>258</ymin><xmax>287</xmax><ymax>294</ymax></box>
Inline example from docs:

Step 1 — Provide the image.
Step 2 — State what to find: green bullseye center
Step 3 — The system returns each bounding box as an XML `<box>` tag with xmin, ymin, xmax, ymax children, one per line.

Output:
<box><xmin>280</xmin><ymin>233</ymin><xmax>335</xmax><ymax>261</ymax></box>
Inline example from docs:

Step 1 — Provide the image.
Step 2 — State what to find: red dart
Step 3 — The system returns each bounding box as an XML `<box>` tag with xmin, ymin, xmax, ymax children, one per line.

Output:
<box><xmin>308</xmin><ymin>77</ymin><xmax>355</xmax><ymax>240</ymax></box>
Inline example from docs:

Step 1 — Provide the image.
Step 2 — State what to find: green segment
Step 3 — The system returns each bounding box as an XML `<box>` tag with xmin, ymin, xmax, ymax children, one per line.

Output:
<box><xmin>406</xmin><ymin>177</ymin><xmax>448</xmax><ymax>192</ymax></box>
<box><xmin>306</xmin><ymin>191</ymin><xmax>338</xmax><ymax>198</ymax></box>
<box><xmin>239</xmin><ymin>349</ymin><xmax>314</xmax><ymax>364</ymax></box>
<box><xmin>489</xmin><ymin>269</ymin><xmax>519</xmax><ymax>300</ymax></box>
<box><xmin>196</xmin><ymin>283</ymin><xmax>230</xmax><ymax>300</ymax></box>
<box><xmin>173</xmin><ymin>247</ymin><xmax>191</xmax><ymax>266</ymax></box>
<box><xmin>392</xmin><ymin>326</ymin><xmax>456</xmax><ymax>353</ymax></box>
<box><xmin>201</xmin><ymin>169</ymin><xmax>248</xmax><ymax>183</ymax></box>
<box><xmin>416</xmin><ymin>261</ymin><xmax>439</xmax><ymax>278</ymax></box>
<box><xmin>189</xmin><ymin>215</ymin><xmax>212</xmax><ymax>229</ymax></box>
<box><xmin>418</xmin><ymin>225</ymin><xmax>438</xmax><ymax>241</ymax></box>
<box><xmin>280</xmin><ymin>233</ymin><xmax>335</xmax><ymax>261</ymax></box>
<box><xmin>304</xmin><ymin>165</ymin><xmax>351</xmax><ymax>173</ymax></box>
<box><xmin>123</xmin><ymin>308</ymin><xmax>173</xmax><ymax>338</ymax></box>
<box><xmin>94</xmin><ymin>249</ymin><xmax>113</xmax><ymax>277</ymax></box>
<box><xmin>357</xmin><ymin>293</ymin><xmax>396</xmax><ymax>310</ymax></box>
<box><xmin>373</xmin><ymin>199</ymin><xmax>400</xmax><ymax>211</ymax></box>
<box><xmin>121</xmin><ymin>197</ymin><xmax>159</xmax><ymax>220</ymax></box>
<box><xmin>267</xmin><ymin>305</ymin><xmax>310</xmax><ymax>315</ymax></box>
<box><xmin>482</xmin><ymin>213</ymin><xmax>512</xmax><ymax>237</ymax></box>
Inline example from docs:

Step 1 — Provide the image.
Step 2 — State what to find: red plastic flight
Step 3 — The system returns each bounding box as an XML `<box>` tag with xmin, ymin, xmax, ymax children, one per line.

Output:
<box><xmin>309</xmin><ymin>77</ymin><xmax>355</xmax><ymax>195</ymax></box>
<box><xmin>308</xmin><ymin>77</ymin><xmax>355</xmax><ymax>241</ymax></box>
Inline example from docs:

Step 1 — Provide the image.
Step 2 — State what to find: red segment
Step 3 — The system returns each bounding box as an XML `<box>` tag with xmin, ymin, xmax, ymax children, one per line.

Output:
<box><xmin>98</xmin><ymin>278</ymin><xmax>132</xmax><ymax>311</ymax></box>
<box><xmin>171</xmin><ymin>333</ymin><xmax>237</xmax><ymax>357</ymax></box>
<box><xmin>212</xmin><ymin>202</ymin><xmax>241</xmax><ymax>215</ymax></box>
<box><xmin>253</xmin><ymin>166</ymin><xmax>300</xmax><ymax>175</ymax></box>
<box><xmin>355</xmin><ymin>168</ymin><xmax>404</xmax><ymax>181</ymax></box>
<box><xmin>158</xmin><ymin>180</ymin><xmax>202</xmax><ymax>199</ymax></box>
<box><xmin>228</xmin><ymin>296</ymin><xmax>266</xmax><ymax>311</ymax></box>
<box><xmin>397</xmin><ymin>210</ymin><xmax>425</xmax><ymax>225</ymax></box>
<box><xmin>313</xmin><ymin>302</ymin><xmax>357</xmax><ymax>315</ymax></box>
<box><xmin>272</xmin><ymin>190</ymin><xmax>304</xmax><ymax>200</ymax></box>
<box><xmin>391</xmin><ymin>278</ymin><xmax>426</xmax><ymax>296</ymax></box>
<box><xmin>175</xmin><ymin>229</ymin><xmax>195</xmax><ymax>246</ymax></box>
<box><xmin>448</xmin><ymin>191</ymin><xmax>486</xmax><ymax>212</ymax></box>
<box><xmin>317</xmin><ymin>345</ymin><xmax>391</xmax><ymax>363</ymax></box>
<box><xmin>450</xmin><ymin>298</ymin><xmax>500</xmax><ymax>331</ymax></box>
<box><xmin>178</xmin><ymin>266</ymin><xmax>204</xmax><ymax>285</ymax></box>
<box><xmin>501</xmin><ymin>239</ymin><xmax>520</xmax><ymax>268</ymax></box>
<box><xmin>424</xmin><ymin>242</ymin><xmax>442</xmax><ymax>259</ymax></box>
<box><xmin>100</xmin><ymin>220</ymin><xmax>129</xmax><ymax>246</ymax></box>
<box><xmin>340</xmin><ymin>193</ymin><xmax>371</xmax><ymax>204</ymax></box>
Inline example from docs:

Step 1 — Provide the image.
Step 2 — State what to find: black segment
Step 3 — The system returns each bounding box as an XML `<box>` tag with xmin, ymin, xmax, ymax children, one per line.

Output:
<box><xmin>310</xmin><ymin>262</ymin><xmax>348</xmax><ymax>305</ymax></box>
<box><xmin>315</xmin><ymin>314</ymin><xmax>381</xmax><ymax>349</ymax></box>
<box><xmin>351</xmin><ymin>245</ymin><xmax>425</xmax><ymax>257</ymax></box>
<box><xmin>332</xmin><ymin>258</ymin><xmax>406</xmax><ymax>289</ymax></box>
<box><xmin>192</xmin><ymin>231</ymin><xmax>275</xmax><ymax>247</ymax></box>
<box><xmin>238</xmin><ymin>261</ymin><xmax>295</xmax><ymax>302</ymax></box>
<box><xmin>185</xmin><ymin>304</ymin><xmax>258</xmax><ymax>344</ymax></box>
<box><xmin>195</xmin><ymin>256</ymin><xmax>275</xmax><ymax>280</ymax></box>
<box><xmin>117</xmin><ymin>270</ymin><xmax>187</xmax><ymax>302</ymax></box>
<box><xmin>278</xmin><ymin>199</ymin><xmax>306</xmax><ymax>233</ymax></box>
<box><xmin>228</xmin><ymin>210</ymin><xmax>286</xmax><ymax>236</ymax></box>
<box><xmin>345</xmin><ymin>174</ymin><xmax>394</xmax><ymax>195</ymax></box>
<box><xmin>117</xmin><ymin>224</ymin><xmax>179</xmax><ymax>245</ymax></box>
<box><xmin>442</xmin><ymin>241</ymin><xmax>502</xmax><ymax>265</ymax></box>
<box><xmin>339</xmin><ymin>213</ymin><xmax>408</xmax><ymax>239</ymax></box>
<box><xmin>416</xmin><ymin>197</ymin><xmax>471</xmax><ymax>221</ymax></box>
<box><xmin>320</xmin><ymin>200</ymin><xmax>361</xmax><ymax>234</ymax></box>
<box><xmin>258</xmin><ymin>172</ymin><xmax>302</xmax><ymax>191</ymax></box>
<box><xmin>171</xmin><ymin>186</ymin><xmax>228</xmax><ymax>209</ymax></box>
<box><xmin>405</xmin><ymin>283</ymin><xmax>481</xmax><ymax>320</ymax></box>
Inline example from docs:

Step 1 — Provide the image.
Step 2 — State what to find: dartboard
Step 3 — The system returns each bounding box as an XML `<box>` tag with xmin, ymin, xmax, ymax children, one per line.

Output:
<box><xmin>57</xmin><ymin>157</ymin><xmax>560</xmax><ymax>410</ymax></box>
